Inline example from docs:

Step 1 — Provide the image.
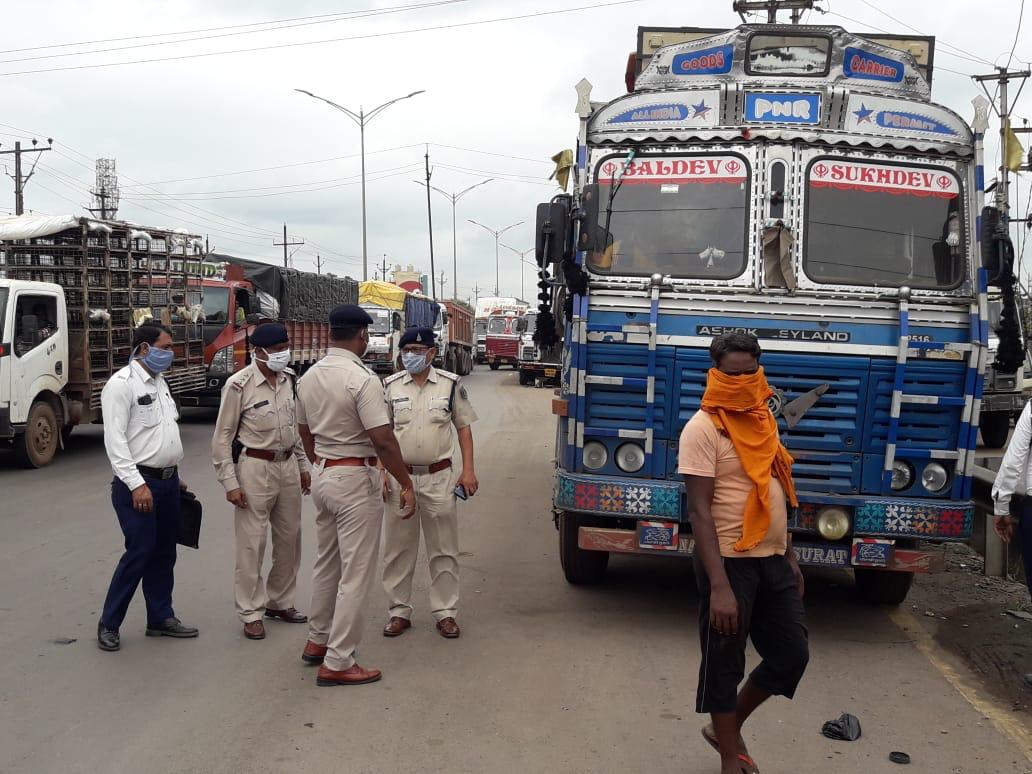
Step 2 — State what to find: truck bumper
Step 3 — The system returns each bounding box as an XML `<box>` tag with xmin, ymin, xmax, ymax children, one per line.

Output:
<box><xmin>980</xmin><ymin>391</ymin><xmax>1027</xmax><ymax>413</ymax></box>
<box><xmin>576</xmin><ymin>526</ymin><xmax>944</xmax><ymax>572</ymax></box>
<box><xmin>0</xmin><ymin>406</ymin><xmax>12</xmax><ymax>440</ymax></box>
<box><xmin>519</xmin><ymin>361</ymin><xmax>561</xmax><ymax>381</ymax></box>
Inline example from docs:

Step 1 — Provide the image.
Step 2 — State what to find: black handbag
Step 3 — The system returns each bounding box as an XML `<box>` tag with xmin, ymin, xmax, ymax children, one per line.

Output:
<box><xmin>177</xmin><ymin>489</ymin><xmax>203</xmax><ymax>549</ymax></box>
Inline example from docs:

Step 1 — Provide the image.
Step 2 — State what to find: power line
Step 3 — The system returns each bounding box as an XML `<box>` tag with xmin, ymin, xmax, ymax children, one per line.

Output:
<box><xmin>0</xmin><ymin>0</ymin><xmax>473</xmax><ymax>59</ymax></box>
<box><xmin>0</xmin><ymin>1</ymin><xmax>644</xmax><ymax>77</ymax></box>
<box><xmin>1007</xmin><ymin>0</ymin><xmax>1027</xmax><ymax>71</ymax></box>
<box><xmin>856</xmin><ymin>0</ymin><xmax>994</xmax><ymax>66</ymax></box>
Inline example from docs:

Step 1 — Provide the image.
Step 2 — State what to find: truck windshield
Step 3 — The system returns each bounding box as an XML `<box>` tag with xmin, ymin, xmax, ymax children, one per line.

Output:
<box><xmin>475</xmin><ymin>320</ymin><xmax>487</xmax><ymax>337</ymax></box>
<box><xmin>369</xmin><ymin>310</ymin><xmax>392</xmax><ymax>334</ymax></box>
<box><xmin>0</xmin><ymin>288</ymin><xmax>7</xmax><ymax>339</ymax></box>
<box><xmin>587</xmin><ymin>154</ymin><xmax>749</xmax><ymax>279</ymax></box>
<box><xmin>522</xmin><ymin>313</ymin><xmax>537</xmax><ymax>334</ymax></box>
<box><xmin>202</xmin><ymin>286</ymin><xmax>230</xmax><ymax>323</ymax></box>
<box><xmin>487</xmin><ymin>317</ymin><xmax>514</xmax><ymax>334</ymax></box>
<box><xmin>804</xmin><ymin>160</ymin><xmax>964</xmax><ymax>289</ymax></box>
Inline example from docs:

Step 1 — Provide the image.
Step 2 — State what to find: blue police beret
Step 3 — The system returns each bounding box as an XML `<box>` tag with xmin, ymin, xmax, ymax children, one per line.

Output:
<box><xmin>329</xmin><ymin>304</ymin><xmax>374</xmax><ymax>328</ymax></box>
<box><xmin>250</xmin><ymin>322</ymin><xmax>289</xmax><ymax>347</ymax></box>
<box><xmin>399</xmin><ymin>327</ymin><xmax>435</xmax><ymax>348</ymax></box>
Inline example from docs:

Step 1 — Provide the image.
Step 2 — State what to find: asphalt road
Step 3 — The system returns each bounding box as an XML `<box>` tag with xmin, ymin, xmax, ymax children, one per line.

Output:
<box><xmin>1</xmin><ymin>368</ymin><xmax>1030</xmax><ymax>774</ymax></box>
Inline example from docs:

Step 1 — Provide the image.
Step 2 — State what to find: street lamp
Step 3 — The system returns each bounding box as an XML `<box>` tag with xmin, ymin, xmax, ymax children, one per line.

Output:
<box><xmin>501</xmin><ymin>244</ymin><xmax>535</xmax><ymax>300</ymax></box>
<box><xmin>469</xmin><ymin>218</ymin><xmax>524</xmax><ymax>296</ymax></box>
<box><xmin>295</xmin><ymin>87</ymin><xmax>425</xmax><ymax>281</ymax></box>
<box><xmin>413</xmin><ymin>178</ymin><xmax>492</xmax><ymax>300</ymax></box>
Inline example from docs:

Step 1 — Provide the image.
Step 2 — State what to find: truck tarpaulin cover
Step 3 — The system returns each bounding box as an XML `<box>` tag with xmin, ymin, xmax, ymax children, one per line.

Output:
<box><xmin>404</xmin><ymin>294</ymin><xmax>440</xmax><ymax>330</ymax></box>
<box><xmin>213</xmin><ymin>254</ymin><xmax>358</xmax><ymax>321</ymax></box>
<box><xmin>359</xmin><ymin>280</ymin><xmax>407</xmax><ymax>310</ymax></box>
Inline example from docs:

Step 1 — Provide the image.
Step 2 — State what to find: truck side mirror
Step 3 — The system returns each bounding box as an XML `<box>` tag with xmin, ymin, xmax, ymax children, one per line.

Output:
<box><xmin>392</xmin><ymin>312</ymin><xmax>402</xmax><ymax>331</ymax></box>
<box><xmin>981</xmin><ymin>205</ymin><xmax>1014</xmax><ymax>286</ymax></box>
<box><xmin>535</xmin><ymin>195</ymin><xmax>572</xmax><ymax>267</ymax></box>
<box><xmin>576</xmin><ymin>184</ymin><xmax>601</xmax><ymax>254</ymax></box>
<box><xmin>442</xmin><ymin>310</ymin><xmax>449</xmax><ymax>325</ymax></box>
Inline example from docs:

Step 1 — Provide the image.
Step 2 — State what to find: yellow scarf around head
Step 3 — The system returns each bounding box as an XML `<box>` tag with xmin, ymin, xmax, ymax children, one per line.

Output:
<box><xmin>699</xmin><ymin>367</ymin><xmax>798</xmax><ymax>552</ymax></box>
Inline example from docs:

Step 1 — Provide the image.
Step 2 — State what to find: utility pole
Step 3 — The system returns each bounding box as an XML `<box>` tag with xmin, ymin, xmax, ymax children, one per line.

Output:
<box><xmin>473</xmin><ymin>284</ymin><xmax>481</xmax><ymax>305</ymax></box>
<box><xmin>316</xmin><ymin>254</ymin><xmax>323</xmax><ymax>274</ymax></box>
<box><xmin>379</xmin><ymin>254</ymin><xmax>390</xmax><ymax>282</ymax></box>
<box><xmin>273</xmin><ymin>223</ymin><xmax>304</xmax><ymax>269</ymax></box>
<box><xmin>733</xmin><ymin>0</ymin><xmax>815</xmax><ymax>23</ymax></box>
<box><xmin>424</xmin><ymin>147</ymin><xmax>437</xmax><ymax>300</ymax></box>
<box><xmin>975</xmin><ymin>67</ymin><xmax>1031</xmax><ymax>219</ymax></box>
<box><xmin>438</xmin><ymin>270</ymin><xmax>447</xmax><ymax>298</ymax></box>
<box><xmin>0</xmin><ymin>138</ymin><xmax>53</xmax><ymax>215</ymax></box>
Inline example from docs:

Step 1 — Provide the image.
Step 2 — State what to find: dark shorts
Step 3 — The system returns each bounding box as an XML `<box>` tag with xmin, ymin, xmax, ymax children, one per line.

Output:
<box><xmin>693</xmin><ymin>553</ymin><xmax>809</xmax><ymax>714</ymax></box>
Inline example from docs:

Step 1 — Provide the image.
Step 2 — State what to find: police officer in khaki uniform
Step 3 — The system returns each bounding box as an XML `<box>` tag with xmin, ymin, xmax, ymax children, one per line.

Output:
<box><xmin>211</xmin><ymin>323</ymin><xmax>312</xmax><ymax>640</ymax></box>
<box><xmin>296</xmin><ymin>304</ymin><xmax>416</xmax><ymax>687</ymax></box>
<box><xmin>382</xmin><ymin>327</ymin><xmax>478</xmax><ymax>640</ymax></box>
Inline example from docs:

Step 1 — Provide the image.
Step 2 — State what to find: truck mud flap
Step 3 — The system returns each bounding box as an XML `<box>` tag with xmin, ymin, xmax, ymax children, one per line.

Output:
<box><xmin>576</xmin><ymin>526</ymin><xmax>943</xmax><ymax>573</ymax></box>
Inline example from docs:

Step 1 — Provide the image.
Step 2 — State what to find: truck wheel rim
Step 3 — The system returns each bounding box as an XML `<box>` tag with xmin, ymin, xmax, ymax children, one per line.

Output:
<box><xmin>32</xmin><ymin>417</ymin><xmax>54</xmax><ymax>452</ymax></box>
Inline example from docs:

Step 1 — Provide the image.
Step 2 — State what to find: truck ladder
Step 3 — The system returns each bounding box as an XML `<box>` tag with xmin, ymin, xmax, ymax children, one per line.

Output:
<box><xmin>882</xmin><ymin>273</ymin><xmax>988</xmax><ymax>500</ymax></box>
<box><xmin>580</xmin><ymin>284</ymin><xmax>661</xmax><ymax>470</ymax></box>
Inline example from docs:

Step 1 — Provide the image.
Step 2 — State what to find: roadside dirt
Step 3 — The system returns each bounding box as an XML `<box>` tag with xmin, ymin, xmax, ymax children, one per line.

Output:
<box><xmin>908</xmin><ymin>542</ymin><xmax>1032</xmax><ymax>715</ymax></box>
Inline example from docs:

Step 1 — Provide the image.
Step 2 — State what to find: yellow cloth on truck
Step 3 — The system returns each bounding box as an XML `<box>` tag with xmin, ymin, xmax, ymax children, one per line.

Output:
<box><xmin>359</xmin><ymin>280</ymin><xmax>407</xmax><ymax>310</ymax></box>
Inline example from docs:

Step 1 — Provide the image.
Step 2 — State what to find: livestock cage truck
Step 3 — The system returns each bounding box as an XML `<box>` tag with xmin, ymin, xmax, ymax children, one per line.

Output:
<box><xmin>533</xmin><ymin>11</ymin><xmax>1017</xmax><ymax>604</ymax></box>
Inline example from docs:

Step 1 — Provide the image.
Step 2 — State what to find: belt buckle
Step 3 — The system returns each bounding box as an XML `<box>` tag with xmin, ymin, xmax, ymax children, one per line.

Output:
<box><xmin>161</xmin><ymin>467</ymin><xmax>174</xmax><ymax>480</ymax></box>
<box><xmin>411</xmin><ymin>464</ymin><xmax>431</xmax><ymax>475</ymax></box>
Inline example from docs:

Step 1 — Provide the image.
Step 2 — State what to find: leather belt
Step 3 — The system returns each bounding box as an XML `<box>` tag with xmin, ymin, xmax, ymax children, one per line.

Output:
<box><xmin>137</xmin><ymin>464</ymin><xmax>178</xmax><ymax>480</ymax></box>
<box><xmin>406</xmin><ymin>459</ymin><xmax>451</xmax><ymax>476</ymax></box>
<box><xmin>244</xmin><ymin>448</ymin><xmax>292</xmax><ymax>462</ymax></box>
<box><xmin>318</xmin><ymin>456</ymin><xmax>378</xmax><ymax>468</ymax></box>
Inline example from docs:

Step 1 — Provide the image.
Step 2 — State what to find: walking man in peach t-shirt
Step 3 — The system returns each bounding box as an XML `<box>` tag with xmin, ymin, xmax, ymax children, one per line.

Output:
<box><xmin>680</xmin><ymin>332</ymin><xmax>808</xmax><ymax>774</ymax></box>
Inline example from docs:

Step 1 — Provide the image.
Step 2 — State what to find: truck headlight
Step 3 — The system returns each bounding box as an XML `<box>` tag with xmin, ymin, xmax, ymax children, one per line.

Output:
<box><xmin>615</xmin><ymin>443</ymin><xmax>645</xmax><ymax>473</ymax></box>
<box><xmin>816</xmin><ymin>506</ymin><xmax>851</xmax><ymax>540</ymax></box>
<box><xmin>921</xmin><ymin>462</ymin><xmax>949</xmax><ymax>493</ymax></box>
<box><xmin>583</xmin><ymin>441</ymin><xmax>608</xmax><ymax>470</ymax></box>
<box><xmin>209</xmin><ymin>345</ymin><xmax>233</xmax><ymax>375</ymax></box>
<box><xmin>890</xmin><ymin>460</ymin><xmax>914</xmax><ymax>491</ymax></box>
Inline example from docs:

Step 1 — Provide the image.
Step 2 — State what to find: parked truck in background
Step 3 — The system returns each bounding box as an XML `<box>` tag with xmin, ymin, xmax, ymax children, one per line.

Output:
<box><xmin>0</xmin><ymin>215</ymin><xmax>206</xmax><ymax>467</ymax></box>
<box><xmin>474</xmin><ymin>296</ymin><xmax>526</xmax><ymax>364</ymax></box>
<box><xmin>438</xmin><ymin>300</ymin><xmax>474</xmax><ymax>374</ymax></box>
<box><xmin>978</xmin><ymin>294</ymin><xmax>1029</xmax><ymax>447</ymax></box>
<box><xmin>359</xmin><ymin>280</ymin><xmax>440</xmax><ymax>374</ymax></box>
<box><xmin>181</xmin><ymin>254</ymin><xmax>358</xmax><ymax>407</ymax></box>
<box><xmin>517</xmin><ymin>312</ymin><xmax>561</xmax><ymax>386</ymax></box>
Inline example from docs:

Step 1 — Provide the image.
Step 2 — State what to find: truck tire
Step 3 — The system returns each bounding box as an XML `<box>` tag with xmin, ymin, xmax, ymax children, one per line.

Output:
<box><xmin>854</xmin><ymin>568</ymin><xmax>914</xmax><ymax>605</ymax></box>
<box><xmin>559</xmin><ymin>511</ymin><xmax>608</xmax><ymax>585</ymax></box>
<box><xmin>519</xmin><ymin>369</ymin><xmax>531</xmax><ymax>386</ymax></box>
<box><xmin>489</xmin><ymin>362</ymin><xmax>500</xmax><ymax>371</ymax></box>
<box><xmin>979</xmin><ymin>412</ymin><xmax>1010</xmax><ymax>449</ymax></box>
<box><xmin>14</xmin><ymin>401</ymin><xmax>60</xmax><ymax>468</ymax></box>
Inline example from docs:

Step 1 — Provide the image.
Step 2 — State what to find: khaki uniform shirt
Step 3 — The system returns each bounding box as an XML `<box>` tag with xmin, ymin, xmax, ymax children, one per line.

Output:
<box><xmin>296</xmin><ymin>347</ymin><xmax>390</xmax><ymax>460</ymax></box>
<box><xmin>211</xmin><ymin>363</ymin><xmax>309</xmax><ymax>493</ymax></box>
<box><xmin>383</xmin><ymin>367</ymin><xmax>477</xmax><ymax>466</ymax></box>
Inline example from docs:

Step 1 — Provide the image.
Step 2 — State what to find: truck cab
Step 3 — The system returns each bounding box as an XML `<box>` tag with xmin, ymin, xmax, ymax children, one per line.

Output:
<box><xmin>0</xmin><ymin>280</ymin><xmax>68</xmax><ymax>463</ymax></box>
<box><xmin>361</xmin><ymin>304</ymin><xmax>401</xmax><ymax>373</ymax></box>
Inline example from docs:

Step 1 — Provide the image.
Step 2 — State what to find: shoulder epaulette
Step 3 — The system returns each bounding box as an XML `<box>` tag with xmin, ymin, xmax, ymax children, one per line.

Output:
<box><xmin>436</xmin><ymin>369</ymin><xmax>459</xmax><ymax>382</ymax></box>
<box><xmin>384</xmin><ymin>371</ymin><xmax>407</xmax><ymax>386</ymax></box>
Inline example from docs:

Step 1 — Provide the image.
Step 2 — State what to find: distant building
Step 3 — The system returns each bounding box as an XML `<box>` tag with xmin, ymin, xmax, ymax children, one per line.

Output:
<box><xmin>393</xmin><ymin>263</ymin><xmax>423</xmax><ymax>293</ymax></box>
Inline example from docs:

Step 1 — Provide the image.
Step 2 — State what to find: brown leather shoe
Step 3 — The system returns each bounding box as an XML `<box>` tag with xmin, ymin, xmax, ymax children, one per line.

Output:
<box><xmin>243</xmin><ymin>620</ymin><xmax>266</xmax><ymax>640</ymax></box>
<box><xmin>316</xmin><ymin>663</ymin><xmax>382</xmax><ymax>686</ymax></box>
<box><xmin>301</xmin><ymin>640</ymin><xmax>327</xmax><ymax>665</ymax></box>
<box><xmin>265</xmin><ymin>607</ymin><xmax>308</xmax><ymax>623</ymax></box>
<box><xmin>383</xmin><ymin>616</ymin><xmax>412</xmax><ymax>637</ymax></box>
<box><xmin>436</xmin><ymin>617</ymin><xmax>460</xmax><ymax>638</ymax></box>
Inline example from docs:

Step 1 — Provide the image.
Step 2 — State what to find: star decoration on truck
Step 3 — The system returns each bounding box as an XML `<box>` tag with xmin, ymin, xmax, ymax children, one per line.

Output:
<box><xmin>853</xmin><ymin>103</ymin><xmax>874</xmax><ymax>123</ymax></box>
<box><xmin>691</xmin><ymin>99</ymin><xmax>712</xmax><ymax>118</ymax></box>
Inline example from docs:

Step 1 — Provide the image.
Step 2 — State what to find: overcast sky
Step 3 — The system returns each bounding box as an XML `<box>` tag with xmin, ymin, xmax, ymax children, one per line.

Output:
<box><xmin>3</xmin><ymin>0</ymin><xmax>1031</xmax><ymax>302</ymax></box>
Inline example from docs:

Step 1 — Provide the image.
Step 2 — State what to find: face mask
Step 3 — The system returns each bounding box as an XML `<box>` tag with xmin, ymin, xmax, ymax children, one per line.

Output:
<box><xmin>136</xmin><ymin>345</ymin><xmax>174</xmax><ymax>374</ymax></box>
<box><xmin>259</xmin><ymin>349</ymin><xmax>291</xmax><ymax>372</ymax></box>
<box><xmin>401</xmin><ymin>350</ymin><xmax>431</xmax><ymax>375</ymax></box>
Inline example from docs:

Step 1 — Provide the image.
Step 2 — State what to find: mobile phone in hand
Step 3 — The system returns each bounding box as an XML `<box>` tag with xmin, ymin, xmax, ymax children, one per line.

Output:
<box><xmin>454</xmin><ymin>484</ymin><xmax>468</xmax><ymax>500</ymax></box>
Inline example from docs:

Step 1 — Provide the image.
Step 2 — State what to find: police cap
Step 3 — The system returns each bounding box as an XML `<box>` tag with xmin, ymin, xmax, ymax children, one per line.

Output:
<box><xmin>250</xmin><ymin>322</ymin><xmax>289</xmax><ymax>347</ymax></box>
<box><xmin>399</xmin><ymin>327</ymin><xmax>436</xmax><ymax>348</ymax></box>
<box><xmin>329</xmin><ymin>304</ymin><xmax>374</xmax><ymax>328</ymax></box>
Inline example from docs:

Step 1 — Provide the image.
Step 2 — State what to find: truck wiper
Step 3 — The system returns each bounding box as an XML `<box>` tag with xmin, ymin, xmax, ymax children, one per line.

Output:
<box><xmin>601</xmin><ymin>149</ymin><xmax>636</xmax><ymax>255</ymax></box>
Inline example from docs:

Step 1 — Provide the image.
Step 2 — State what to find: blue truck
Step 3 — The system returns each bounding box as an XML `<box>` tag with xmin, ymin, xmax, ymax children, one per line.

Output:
<box><xmin>532</xmin><ymin>16</ymin><xmax>1018</xmax><ymax>604</ymax></box>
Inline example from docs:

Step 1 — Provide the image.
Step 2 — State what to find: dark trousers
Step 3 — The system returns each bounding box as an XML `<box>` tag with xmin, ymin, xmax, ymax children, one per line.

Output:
<box><xmin>693</xmin><ymin>553</ymin><xmax>809</xmax><ymax>714</ymax></box>
<box><xmin>1020</xmin><ymin>502</ymin><xmax>1032</xmax><ymax>599</ymax></box>
<box><xmin>100</xmin><ymin>474</ymin><xmax>180</xmax><ymax>630</ymax></box>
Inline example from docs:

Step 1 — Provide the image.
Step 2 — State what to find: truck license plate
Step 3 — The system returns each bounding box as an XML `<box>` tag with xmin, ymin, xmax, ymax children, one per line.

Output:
<box><xmin>851</xmin><ymin>538</ymin><xmax>894</xmax><ymax>568</ymax></box>
<box><xmin>637</xmin><ymin>520</ymin><xmax>679</xmax><ymax>551</ymax></box>
<box><xmin>544</xmin><ymin>368</ymin><xmax>557</xmax><ymax>377</ymax></box>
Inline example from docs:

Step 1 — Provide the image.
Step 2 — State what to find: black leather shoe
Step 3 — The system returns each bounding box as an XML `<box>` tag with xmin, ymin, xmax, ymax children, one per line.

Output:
<box><xmin>97</xmin><ymin>620</ymin><xmax>120</xmax><ymax>652</ymax></box>
<box><xmin>145</xmin><ymin>617</ymin><xmax>199</xmax><ymax>638</ymax></box>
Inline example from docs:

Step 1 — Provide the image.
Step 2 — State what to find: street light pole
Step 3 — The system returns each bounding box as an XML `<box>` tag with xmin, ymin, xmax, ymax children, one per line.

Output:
<box><xmin>501</xmin><ymin>244</ymin><xmax>535</xmax><ymax>299</ymax></box>
<box><xmin>469</xmin><ymin>218</ymin><xmax>524</xmax><ymax>296</ymax></box>
<box><xmin>295</xmin><ymin>87</ymin><xmax>425</xmax><ymax>281</ymax></box>
<box><xmin>413</xmin><ymin>178</ymin><xmax>492</xmax><ymax>300</ymax></box>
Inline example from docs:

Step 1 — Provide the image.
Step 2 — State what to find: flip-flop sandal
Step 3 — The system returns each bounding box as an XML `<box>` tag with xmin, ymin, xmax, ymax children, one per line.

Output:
<box><xmin>736</xmin><ymin>754</ymin><xmax>759</xmax><ymax>773</ymax></box>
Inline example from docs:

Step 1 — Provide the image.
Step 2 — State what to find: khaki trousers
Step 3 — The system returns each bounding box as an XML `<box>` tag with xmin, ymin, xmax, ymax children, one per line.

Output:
<box><xmin>308</xmin><ymin>463</ymin><xmax>383</xmax><ymax>672</ymax></box>
<box><xmin>382</xmin><ymin>467</ymin><xmax>459</xmax><ymax>622</ymax></box>
<box><xmin>234</xmin><ymin>456</ymin><xmax>302</xmax><ymax>624</ymax></box>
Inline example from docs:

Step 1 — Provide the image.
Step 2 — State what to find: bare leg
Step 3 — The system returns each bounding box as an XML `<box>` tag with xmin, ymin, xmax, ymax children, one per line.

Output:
<box><xmin>735</xmin><ymin>676</ymin><xmax>772</xmax><ymax>732</ymax></box>
<box><xmin>712</xmin><ymin>711</ymin><xmax>744</xmax><ymax>773</ymax></box>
